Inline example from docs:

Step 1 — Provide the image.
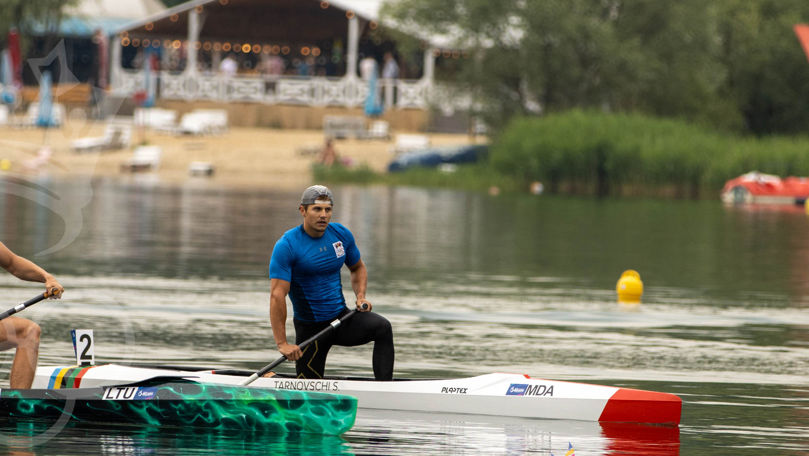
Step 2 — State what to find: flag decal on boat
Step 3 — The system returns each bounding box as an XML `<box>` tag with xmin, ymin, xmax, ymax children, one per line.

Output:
<box><xmin>47</xmin><ymin>365</ymin><xmax>96</xmax><ymax>389</ymax></box>
<box><xmin>506</xmin><ymin>384</ymin><xmax>528</xmax><ymax>395</ymax></box>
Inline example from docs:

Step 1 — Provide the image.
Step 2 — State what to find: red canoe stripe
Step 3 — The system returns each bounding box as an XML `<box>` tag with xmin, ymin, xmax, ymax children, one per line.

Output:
<box><xmin>598</xmin><ymin>387</ymin><xmax>682</xmax><ymax>425</ymax></box>
<box><xmin>72</xmin><ymin>366</ymin><xmax>94</xmax><ymax>388</ymax></box>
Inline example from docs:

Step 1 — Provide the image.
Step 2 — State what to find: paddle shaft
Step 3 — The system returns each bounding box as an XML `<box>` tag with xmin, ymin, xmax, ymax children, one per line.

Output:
<box><xmin>0</xmin><ymin>292</ymin><xmax>49</xmax><ymax>321</ymax></box>
<box><xmin>241</xmin><ymin>306</ymin><xmax>365</xmax><ymax>386</ymax></box>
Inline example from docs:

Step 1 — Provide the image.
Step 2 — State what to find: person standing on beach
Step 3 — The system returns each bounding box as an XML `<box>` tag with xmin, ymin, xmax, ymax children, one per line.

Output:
<box><xmin>382</xmin><ymin>52</ymin><xmax>399</xmax><ymax>80</ymax></box>
<box><xmin>0</xmin><ymin>241</ymin><xmax>64</xmax><ymax>388</ymax></box>
<box><xmin>269</xmin><ymin>185</ymin><xmax>394</xmax><ymax>380</ymax></box>
<box><xmin>318</xmin><ymin>138</ymin><xmax>338</xmax><ymax>166</ymax></box>
<box><xmin>88</xmin><ymin>28</ymin><xmax>109</xmax><ymax>118</ymax></box>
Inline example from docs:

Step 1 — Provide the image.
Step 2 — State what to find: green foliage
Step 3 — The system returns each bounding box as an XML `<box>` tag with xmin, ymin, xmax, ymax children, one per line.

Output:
<box><xmin>383</xmin><ymin>0</ymin><xmax>809</xmax><ymax>136</ymax></box>
<box><xmin>0</xmin><ymin>0</ymin><xmax>78</xmax><ymax>53</ymax></box>
<box><xmin>491</xmin><ymin>110</ymin><xmax>809</xmax><ymax>197</ymax></box>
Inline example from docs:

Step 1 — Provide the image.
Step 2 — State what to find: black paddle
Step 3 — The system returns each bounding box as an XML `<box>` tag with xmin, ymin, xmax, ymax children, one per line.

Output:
<box><xmin>0</xmin><ymin>291</ymin><xmax>51</xmax><ymax>321</ymax></box>
<box><xmin>241</xmin><ymin>304</ymin><xmax>367</xmax><ymax>386</ymax></box>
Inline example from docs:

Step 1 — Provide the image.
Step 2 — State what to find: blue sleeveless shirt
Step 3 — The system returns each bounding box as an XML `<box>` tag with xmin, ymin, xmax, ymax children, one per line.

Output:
<box><xmin>269</xmin><ymin>223</ymin><xmax>361</xmax><ymax>322</ymax></box>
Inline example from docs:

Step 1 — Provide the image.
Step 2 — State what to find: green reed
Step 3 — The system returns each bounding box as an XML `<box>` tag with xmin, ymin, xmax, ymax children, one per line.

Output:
<box><xmin>492</xmin><ymin>110</ymin><xmax>809</xmax><ymax>197</ymax></box>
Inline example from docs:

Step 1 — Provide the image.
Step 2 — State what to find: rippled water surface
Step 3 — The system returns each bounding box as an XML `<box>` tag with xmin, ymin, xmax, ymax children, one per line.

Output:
<box><xmin>1</xmin><ymin>176</ymin><xmax>808</xmax><ymax>455</ymax></box>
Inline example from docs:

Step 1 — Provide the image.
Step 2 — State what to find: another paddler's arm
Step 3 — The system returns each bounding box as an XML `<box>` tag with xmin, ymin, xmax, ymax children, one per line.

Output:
<box><xmin>270</xmin><ymin>278</ymin><xmax>302</xmax><ymax>361</ymax></box>
<box><xmin>0</xmin><ymin>241</ymin><xmax>64</xmax><ymax>298</ymax></box>
<box><xmin>348</xmin><ymin>259</ymin><xmax>371</xmax><ymax>312</ymax></box>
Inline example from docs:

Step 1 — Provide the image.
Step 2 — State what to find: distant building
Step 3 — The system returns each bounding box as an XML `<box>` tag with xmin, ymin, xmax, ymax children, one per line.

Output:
<box><xmin>105</xmin><ymin>0</ymin><xmax>469</xmax><ymax>128</ymax></box>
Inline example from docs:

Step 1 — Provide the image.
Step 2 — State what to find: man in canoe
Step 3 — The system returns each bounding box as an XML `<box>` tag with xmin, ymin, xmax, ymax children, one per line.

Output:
<box><xmin>0</xmin><ymin>241</ymin><xmax>64</xmax><ymax>388</ymax></box>
<box><xmin>269</xmin><ymin>185</ymin><xmax>394</xmax><ymax>380</ymax></box>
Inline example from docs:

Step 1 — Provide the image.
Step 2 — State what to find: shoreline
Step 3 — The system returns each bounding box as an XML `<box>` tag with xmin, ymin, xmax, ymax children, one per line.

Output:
<box><xmin>0</xmin><ymin>122</ymin><xmax>483</xmax><ymax>190</ymax></box>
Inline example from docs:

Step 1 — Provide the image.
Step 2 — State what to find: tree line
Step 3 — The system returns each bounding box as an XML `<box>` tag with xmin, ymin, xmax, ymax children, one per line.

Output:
<box><xmin>383</xmin><ymin>0</ymin><xmax>809</xmax><ymax>136</ymax></box>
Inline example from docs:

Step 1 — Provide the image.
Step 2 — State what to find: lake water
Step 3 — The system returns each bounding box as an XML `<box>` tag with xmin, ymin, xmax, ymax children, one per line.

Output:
<box><xmin>1</xmin><ymin>175</ymin><xmax>808</xmax><ymax>455</ymax></box>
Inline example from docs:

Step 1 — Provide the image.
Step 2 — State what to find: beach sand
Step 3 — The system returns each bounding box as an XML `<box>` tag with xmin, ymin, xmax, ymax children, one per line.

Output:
<box><xmin>0</xmin><ymin>120</ymin><xmax>484</xmax><ymax>189</ymax></box>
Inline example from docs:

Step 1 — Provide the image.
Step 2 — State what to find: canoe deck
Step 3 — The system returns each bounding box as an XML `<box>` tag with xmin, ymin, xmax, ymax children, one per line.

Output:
<box><xmin>34</xmin><ymin>364</ymin><xmax>681</xmax><ymax>425</ymax></box>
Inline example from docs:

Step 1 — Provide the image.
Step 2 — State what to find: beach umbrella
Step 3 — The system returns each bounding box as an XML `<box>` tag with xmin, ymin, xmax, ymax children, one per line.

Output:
<box><xmin>1</xmin><ymin>49</ymin><xmax>16</xmax><ymax>105</ymax></box>
<box><xmin>95</xmin><ymin>31</ymin><xmax>109</xmax><ymax>89</ymax></box>
<box><xmin>142</xmin><ymin>49</ymin><xmax>156</xmax><ymax>108</ymax></box>
<box><xmin>364</xmin><ymin>66</ymin><xmax>383</xmax><ymax>117</ymax></box>
<box><xmin>36</xmin><ymin>71</ymin><xmax>57</xmax><ymax>128</ymax></box>
<box><xmin>7</xmin><ymin>29</ymin><xmax>22</xmax><ymax>88</ymax></box>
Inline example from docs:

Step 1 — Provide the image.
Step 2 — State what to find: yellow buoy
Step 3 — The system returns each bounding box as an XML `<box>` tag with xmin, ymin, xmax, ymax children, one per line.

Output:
<box><xmin>616</xmin><ymin>269</ymin><xmax>643</xmax><ymax>304</ymax></box>
<box><xmin>0</xmin><ymin>159</ymin><xmax>10</xmax><ymax>171</ymax></box>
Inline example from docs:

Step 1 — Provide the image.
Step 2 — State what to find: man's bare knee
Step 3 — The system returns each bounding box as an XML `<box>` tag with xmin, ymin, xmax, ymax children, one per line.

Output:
<box><xmin>19</xmin><ymin>322</ymin><xmax>41</xmax><ymax>347</ymax></box>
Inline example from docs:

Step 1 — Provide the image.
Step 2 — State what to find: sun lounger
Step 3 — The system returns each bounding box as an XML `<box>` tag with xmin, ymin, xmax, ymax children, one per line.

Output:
<box><xmin>134</xmin><ymin>108</ymin><xmax>177</xmax><ymax>132</ymax></box>
<box><xmin>390</xmin><ymin>134</ymin><xmax>430</xmax><ymax>155</ymax></box>
<box><xmin>13</xmin><ymin>103</ymin><xmax>65</xmax><ymax>128</ymax></box>
<box><xmin>188</xmin><ymin>161</ymin><xmax>215</xmax><ymax>176</ymax></box>
<box><xmin>365</xmin><ymin>120</ymin><xmax>391</xmax><ymax>140</ymax></box>
<box><xmin>177</xmin><ymin>109</ymin><xmax>228</xmax><ymax>135</ymax></box>
<box><xmin>71</xmin><ymin>122</ymin><xmax>132</xmax><ymax>153</ymax></box>
<box><xmin>120</xmin><ymin>145</ymin><xmax>162</xmax><ymax>172</ymax></box>
<box><xmin>324</xmin><ymin>115</ymin><xmax>365</xmax><ymax>139</ymax></box>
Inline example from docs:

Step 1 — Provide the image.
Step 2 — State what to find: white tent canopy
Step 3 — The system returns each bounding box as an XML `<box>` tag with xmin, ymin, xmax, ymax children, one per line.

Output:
<box><xmin>66</xmin><ymin>0</ymin><xmax>166</xmax><ymax>21</ymax></box>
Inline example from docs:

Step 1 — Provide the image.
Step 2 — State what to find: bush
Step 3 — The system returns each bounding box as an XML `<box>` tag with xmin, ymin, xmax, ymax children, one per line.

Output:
<box><xmin>491</xmin><ymin>110</ymin><xmax>809</xmax><ymax>197</ymax></box>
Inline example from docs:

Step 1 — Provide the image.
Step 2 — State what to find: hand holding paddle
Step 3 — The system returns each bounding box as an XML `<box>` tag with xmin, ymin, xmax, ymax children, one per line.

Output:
<box><xmin>242</xmin><ymin>304</ymin><xmax>368</xmax><ymax>386</ymax></box>
<box><xmin>0</xmin><ymin>291</ymin><xmax>53</xmax><ymax>321</ymax></box>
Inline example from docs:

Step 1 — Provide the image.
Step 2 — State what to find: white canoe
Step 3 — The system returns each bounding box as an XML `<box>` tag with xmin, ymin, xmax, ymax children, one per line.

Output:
<box><xmin>33</xmin><ymin>364</ymin><xmax>681</xmax><ymax>425</ymax></box>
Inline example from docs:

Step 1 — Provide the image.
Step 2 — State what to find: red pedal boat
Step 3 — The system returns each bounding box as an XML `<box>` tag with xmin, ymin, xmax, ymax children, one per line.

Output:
<box><xmin>721</xmin><ymin>171</ymin><xmax>809</xmax><ymax>205</ymax></box>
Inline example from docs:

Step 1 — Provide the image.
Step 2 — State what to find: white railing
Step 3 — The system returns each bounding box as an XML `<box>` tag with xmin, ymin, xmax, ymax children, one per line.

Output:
<box><xmin>113</xmin><ymin>70</ymin><xmax>453</xmax><ymax>111</ymax></box>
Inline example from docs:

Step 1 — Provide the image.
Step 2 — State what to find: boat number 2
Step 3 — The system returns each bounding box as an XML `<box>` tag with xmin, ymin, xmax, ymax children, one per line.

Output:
<box><xmin>71</xmin><ymin>329</ymin><xmax>95</xmax><ymax>366</ymax></box>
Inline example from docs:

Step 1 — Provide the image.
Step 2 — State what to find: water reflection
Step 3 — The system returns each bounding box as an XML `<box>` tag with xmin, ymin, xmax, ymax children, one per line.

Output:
<box><xmin>0</xmin><ymin>421</ymin><xmax>353</xmax><ymax>456</ymax></box>
<box><xmin>347</xmin><ymin>410</ymin><xmax>679</xmax><ymax>455</ymax></box>
<box><xmin>0</xmin><ymin>416</ymin><xmax>681</xmax><ymax>456</ymax></box>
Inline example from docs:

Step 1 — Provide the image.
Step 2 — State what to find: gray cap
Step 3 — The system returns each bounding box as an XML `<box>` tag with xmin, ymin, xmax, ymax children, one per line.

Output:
<box><xmin>300</xmin><ymin>185</ymin><xmax>334</xmax><ymax>205</ymax></box>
